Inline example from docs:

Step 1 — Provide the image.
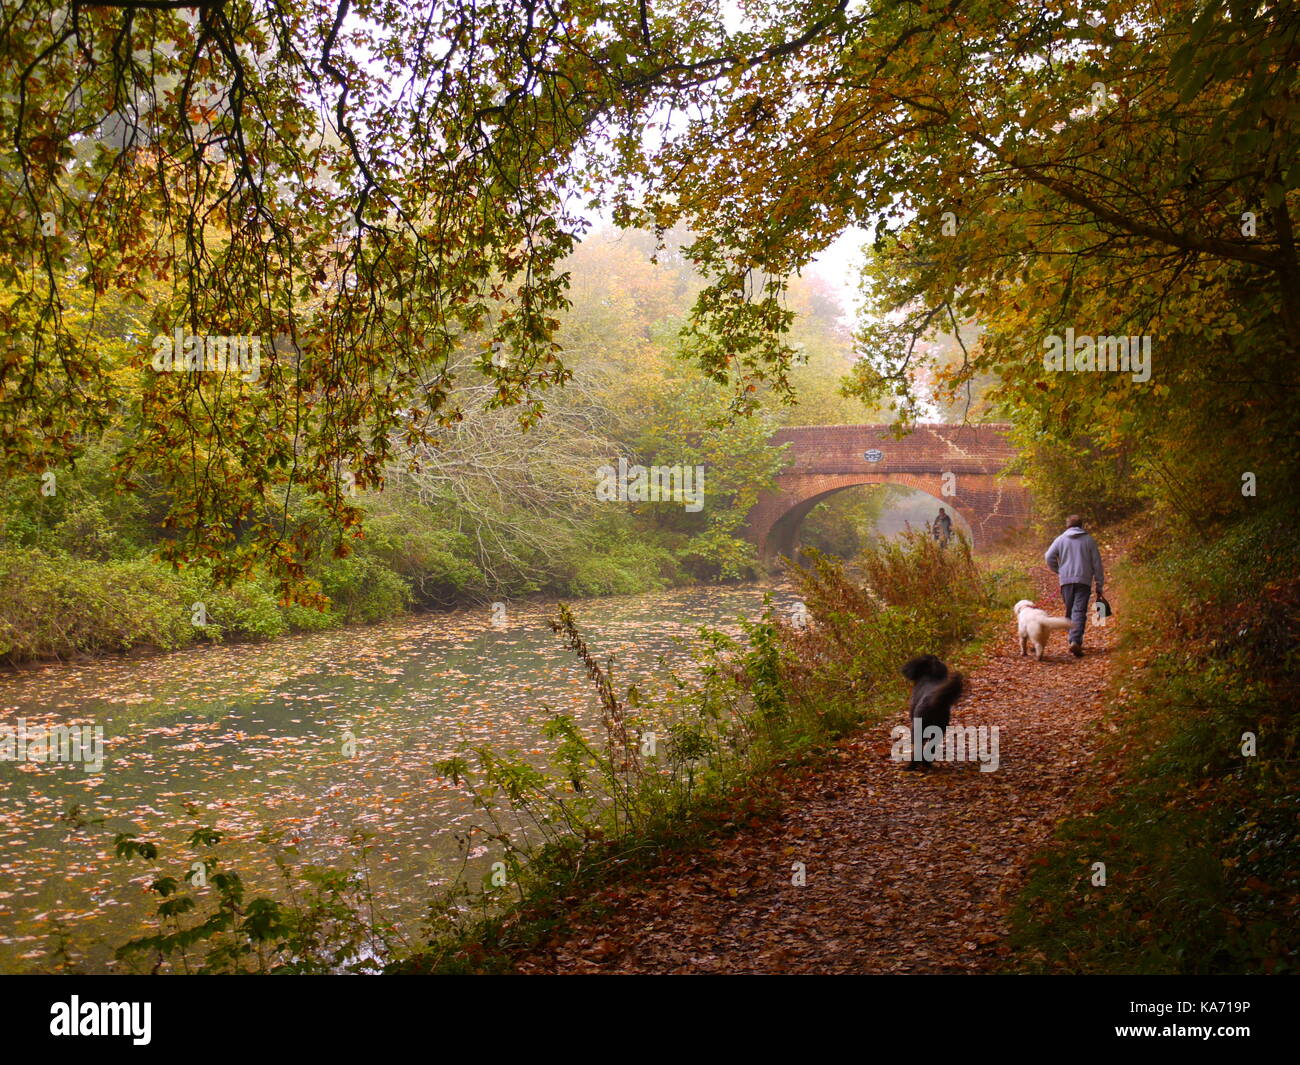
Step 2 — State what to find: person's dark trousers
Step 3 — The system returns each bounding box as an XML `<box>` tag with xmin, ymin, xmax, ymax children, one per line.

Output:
<box><xmin>1060</xmin><ymin>583</ymin><xmax>1091</xmax><ymax>646</ymax></box>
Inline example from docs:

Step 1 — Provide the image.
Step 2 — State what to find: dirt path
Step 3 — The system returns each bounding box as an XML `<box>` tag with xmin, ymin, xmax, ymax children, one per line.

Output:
<box><xmin>513</xmin><ymin>567</ymin><xmax>1119</xmax><ymax>974</ymax></box>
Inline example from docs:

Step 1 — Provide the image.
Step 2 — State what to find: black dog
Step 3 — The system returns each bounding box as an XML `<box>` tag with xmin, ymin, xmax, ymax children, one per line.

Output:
<box><xmin>900</xmin><ymin>654</ymin><xmax>964</xmax><ymax>770</ymax></box>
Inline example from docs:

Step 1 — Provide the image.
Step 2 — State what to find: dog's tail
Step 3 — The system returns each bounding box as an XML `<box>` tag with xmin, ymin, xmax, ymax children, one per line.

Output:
<box><xmin>1042</xmin><ymin>617</ymin><xmax>1073</xmax><ymax>630</ymax></box>
<box><xmin>921</xmin><ymin>671</ymin><xmax>964</xmax><ymax>712</ymax></box>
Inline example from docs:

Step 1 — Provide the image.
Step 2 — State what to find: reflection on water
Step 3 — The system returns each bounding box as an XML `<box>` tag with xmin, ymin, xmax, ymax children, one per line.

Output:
<box><xmin>0</xmin><ymin>584</ymin><xmax>795</xmax><ymax>971</ymax></box>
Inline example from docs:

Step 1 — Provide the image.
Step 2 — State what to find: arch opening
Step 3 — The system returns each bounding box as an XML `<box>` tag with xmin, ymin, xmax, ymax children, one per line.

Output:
<box><xmin>764</xmin><ymin>481</ymin><xmax>976</xmax><ymax>564</ymax></box>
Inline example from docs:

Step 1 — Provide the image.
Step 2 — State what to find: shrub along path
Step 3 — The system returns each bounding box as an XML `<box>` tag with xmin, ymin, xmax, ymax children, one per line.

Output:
<box><xmin>512</xmin><ymin>567</ymin><xmax>1119</xmax><ymax>974</ymax></box>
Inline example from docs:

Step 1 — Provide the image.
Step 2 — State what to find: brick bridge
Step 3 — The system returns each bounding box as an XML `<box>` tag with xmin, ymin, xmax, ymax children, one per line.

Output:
<box><xmin>745</xmin><ymin>423</ymin><xmax>1030</xmax><ymax>562</ymax></box>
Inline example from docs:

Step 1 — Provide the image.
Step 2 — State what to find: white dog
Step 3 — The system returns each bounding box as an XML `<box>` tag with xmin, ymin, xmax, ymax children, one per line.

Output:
<box><xmin>1013</xmin><ymin>599</ymin><xmax>1074</xmax><ymax>660</ymax></box>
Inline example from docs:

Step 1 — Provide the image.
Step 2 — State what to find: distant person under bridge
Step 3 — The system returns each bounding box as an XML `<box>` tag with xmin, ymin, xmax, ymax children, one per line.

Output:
<box><xmin>932</xmin><ymin>507</ymin><xmax>953</xmax><ymax>547</ymax></box>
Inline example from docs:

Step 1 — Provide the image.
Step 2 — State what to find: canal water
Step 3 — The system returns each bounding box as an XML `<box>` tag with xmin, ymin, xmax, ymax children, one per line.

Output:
<box><xmin>0</xmin><ymin>584</ymin><xmax>798</xmax><ymax>971</ymax></box>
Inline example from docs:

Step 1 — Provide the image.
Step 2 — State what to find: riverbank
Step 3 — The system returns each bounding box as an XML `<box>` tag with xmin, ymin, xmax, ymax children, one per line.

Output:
<box><xmin>0</xmin><ymin>545</ymin><xmax>714</xmax><ymax>669</ymax></box>
<box><xmin>504</xmin><ymin>559</ymin><xmax>1117</xmax><ymax>973</ymax></box>
<box><xmin>392</xmin><ymin>533</ymin><xmax>1018</xmax><ymax>973</ymax></box>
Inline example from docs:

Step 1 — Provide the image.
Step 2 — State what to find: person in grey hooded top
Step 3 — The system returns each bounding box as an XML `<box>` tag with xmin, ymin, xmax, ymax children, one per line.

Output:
<box><xmin>1045</xmin><ymin>515</ymin><xmax>1105</xmax><ymax>657</ymax></box>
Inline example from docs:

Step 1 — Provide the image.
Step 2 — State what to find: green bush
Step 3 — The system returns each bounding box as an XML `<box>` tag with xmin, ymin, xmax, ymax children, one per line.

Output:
<box><xmin>1011</xmin><ymin>430</ymin><xmax>1144</xmax><ymax>528</ymax></box>
<box><xmin>203</xmin><ymin>580</ymin><xmax>289</xmax><ymax>642</ymax></box>
<box><xmin>558</xmin><ymin>535</ymin><xmax>682</xmax><ymax>597</ymax></box>
<box><xmin>282</xmin><ymin>599</ymin><xmax>339</xmax><ymax>632</ymax></box>
<box><xmin>0</xmin><ymin>547</ymin><xmax>401</xmax><ymax>662</ymax></box>
<box><xmin>0</xmin><ymin>445</ymin><xmax>156</xmax><ymax>560</ymax></box>
<box><xmin>359</xmin><ymin>510</ymin><xmax>486</xmax><ymax>605</ymax></box>
<box><xmin>317</xmin><ymin>553</ymin><xmax>413</xmax><ymax>624</ymax></box>
<box><xmin>0</xmin><ymin>551</ymin><xmax>196</xmax><ymax>662</ymax></box>
<box><xmin>858</xmin><ymin>529</ymin><xmax>985</xmax><ymax>642</ymax></box>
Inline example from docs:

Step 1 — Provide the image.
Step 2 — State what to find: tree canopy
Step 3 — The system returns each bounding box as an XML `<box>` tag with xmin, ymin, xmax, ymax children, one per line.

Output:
<box><xmin>2</xmin><ymin>0</ymin><xmax>1296</xmax><ymax>585</ymax></box>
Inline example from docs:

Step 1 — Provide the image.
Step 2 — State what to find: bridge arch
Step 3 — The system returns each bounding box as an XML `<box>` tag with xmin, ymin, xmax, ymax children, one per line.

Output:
<box><xmin>765</xmin><ymin>478</ymin><xmax>979</xmax><ymax>562</ymax></box>
<box><xmin>745</xmin><ymin>424</ymin><xmax>1030</xmax><ymax>563</ymax></box>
